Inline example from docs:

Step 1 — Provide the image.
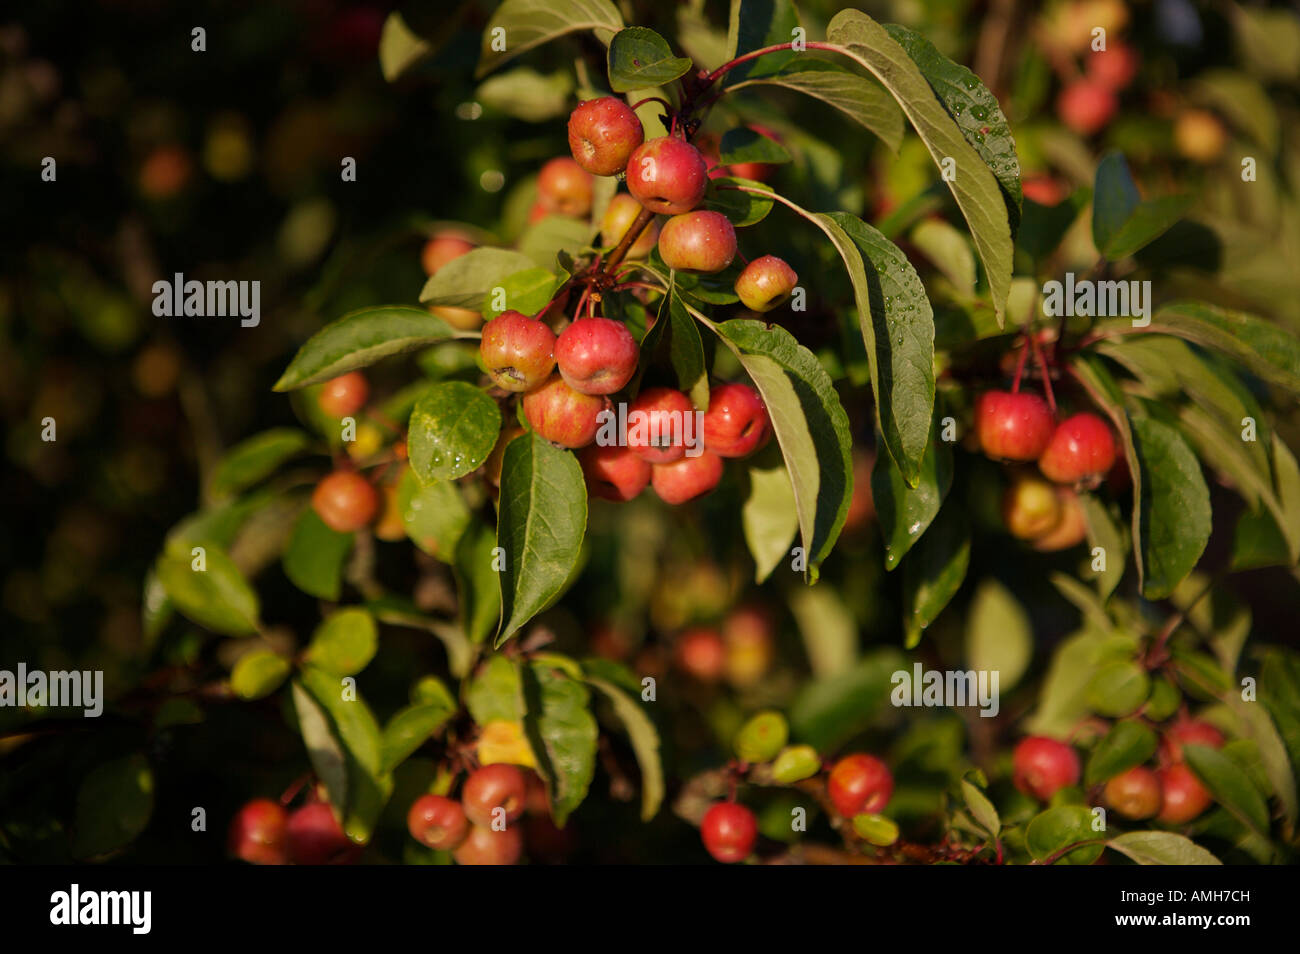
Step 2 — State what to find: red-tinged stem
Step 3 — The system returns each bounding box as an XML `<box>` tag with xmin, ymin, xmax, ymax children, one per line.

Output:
<box><xmin>1035</xmin><ymin>838</ymin><xmax>1106</xmax><ymax>866</ymax></box>
<box><xmin>572</xmin><ymin>284</ymin><xmax>592</xmax><ymax>322</ymax></box>
<box><xmin>1011</xmin><ymin>338</ymin><xmax>1029</xmax><ymax>393</ymax></box>
<box><xmin>1029</xmin><ymin>332</ymin><xmax>1056</xmax><ymax>413</ymax></box>
<box><xmin>629</xmin><ymin>95</ymin><xmax>672</xmax><ymax>112</ymax></box>
<box><xmin>704</xmin><ymin>41</ymin><xmax>840</xmax><ymax>85</ymax></box>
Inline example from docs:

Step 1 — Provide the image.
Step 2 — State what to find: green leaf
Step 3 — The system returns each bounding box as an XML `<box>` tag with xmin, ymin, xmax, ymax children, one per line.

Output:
<box><xmin>210</xmin><ymin>429</ymin><xmax>309</xmax><ymax>500</ymax></box>
<box><xmin>704</xmin><ymin>176</ymin><xmax>775</xmax><ymax>227</ymax></box>
<box><xmin>741</xmin><ymin>441</ymin><xmax>799</xmax><ymax>583</ymax></box>
<box><xmin>419</xmin><ymin>247</ymin><xmax>538</xmax><ymax>309</ymax></box>
<box><xmin>910</xmin><ymin>219</ymin><xmax>975</xmax><ymax>293</ymax></box>
<box><xmin>381</xmin><ymin>687</ymin><xmax>457</xmax><ymax>774</ymax></box>
<box><xmin>825</xmin><ymin>10</ymin><xmax>1013</xmax><ymax>323</ymax></box>
<box><xmin>481</xmin><ymin>266</ymin><xmax>563</xmax><ymax>320</ymax></box>
<box><xmin>1026</xmin><ymin>804</ymin><xmax>1103</xmax><ymax>865</ymax></box>
<box><xmin>496</xmin><ymin>432</ymin><xmax>588</xmax><ymax>645</ymax></box>
<box><xmin>230</xmin><ymin>650</ymin><xmax>291</xmax><ymax>700</ymax></box>
<box><xmin>1184</xmin><ymin>743</ymin><xmax>1270</xmax><ymax>837</ymax></box>
<box><xmin>476</xmin><ymin>67</ymin><xmax>574</xmax><ymax>122</ymax></box>
<box><xmin>961</xmin><ymin>778</ymin><xmax>1000</xmax><ymax>838</ymax></box>
<box><xmin>719</xmin><ymin>126</ymin><xmax>791</xmax><ymax>166</ymax></box>
<box><xmin>607</xmin><ymin>27</ymin><xmax>692</xmax><ymax>92</ymax></box>
<box><xmin>454</xmin><ymin>519</ymin><xmax>503</xmax><ymax>645</ymax></box>
<box><xmin>788</xmin><ymin>584</ymin><xmax>859</xmax><ymax>680</ymax></box>
<box><xmin>379</xmin><ymin>12</ymin><xmax>432</xmax><ymax>82</ymax></box>
<box><xmin>155</xmin><ymin>544</ymin><xmax>260</xmax><ymax>636</ymax></box>
<box><xmin>727</xmin><ymin>60</ymin><xmax>903</xmax><ymax>154</ymax></box>
<box><xmin>1085</xmin><ymin>720</ymin><xmax>1158</xmax><ymax>786</ymax></box>
<box><xmin>902</xmin><ymin>508</ymin><xmax>970</xmax><ymax>647</ymax></box>
<box><xmin>518</xmin><ymin>215</ymin><xmax>594</xmax><ymax>269</ymax></box>
<box><xmin>521</xmin><ymin>660</ymin><xmax>598</xmax><ymax>825</ymax></box>
<box><xmin>292</xmin><ymin>679</ymin><xmax>349</xmax><ymax>823</ymax></box>
<box><xmin>1091</xmin><ymin>153</ymin><xmax>1141</xmax><ymax>255</ymax></box>
<box><xmin>789</xmin><ymin>648</ymin><xmax>908</xmax><ymax>753</ymax></box>
<box><xmin>871</xmin><ymin>427</ymin><xmax>952</xmax><ymax>570</ymax></box>
<box><xmin>407</xmin><ymin>382</ymin><xmax>502</xmax><ymax>483</ymax></box>
<box><xmin>397</xmin><ymin>465</ymin><xmax>470</xmax><ymax>562</ymax></box>
<box><xmin>1087</xmin><ymin>660</ymin><xmax>1150</xmax><ymax>718</ymax></box>
<box><xmin>369</xmin><ymin>599</ymin><xmax>473</xmax><ymax>679</ymax></box>
<box><xmin>1078</xmin><ymin>494</ymin><xmax>1125</xmax><ymax>599</ymax></box>
<box><xmin>477</xmin><ymin>0</ymin><xmax>623</xmax><ymax>78</ymax></box>
<box><xmin>884</xmin><ymin>24</ymin><xmax>1022</xmax><ymax>227</ymax></box>
<box><xmin>664</xmin><ymin>288</ymin><xmax>708</xmax><ymax>408</ymax></box>
<box><xmin>1107</xmin><ymin>831</ymin><xmax>1222</xmax><ymax>865</ymax></box>
<box><xmin>1143</xmin><ymin>302</ymin><xmax>1300</xmax><ymax>395</ymax></box>
<box><xmin>1130</xmin><ymin>416</ymin><xmax>1212</xmax><ymax>601</ymax></box>
<box><xmin>275</xmin><ymin>307</ymin><xmax>459</xmax><ymax>391</ymax></box>
<box><xmin>467</xmin><ymin>655</ymin><xmax>525</xmax><ymax>726</ymax></box>
<box><xmin>305</xmin><ymin>608</ymin><xmax>378</xmax><ymax>676</ymax></box>
<box><xmin>584</xmin><ymin>671</ymin><xmax>664</xmax><ymax>821</ymax></box>
<box><xmin>965</xmin><ymin>579</ymin><xmax>1032</xmax><ymax>692</ymax></box>
<box><xmin>699</xmin><ymin>315</ymin><xmax>853</xmax><ymax>582</ymax></box>
<box><xmin>283</xmin><ymin>507</ymin><xmax>353</xmax><ymax>601</ymax></box>
<box><xmin>723</xmin><ymin>0</ymin><xmax>800</xmax><ymax>84</ymax></box>
<box><xmin>1103</xmin><ymin>196</ymin><xmax>1192</xmax><ymax>260</ymax></box>
<box><xmin>71</xmin><ymin>754</ymin><xmax>154</xmax><ymax>859</ymax></box>
<box><xmin>1025</xmin><ymin>627</ymin><xmax>1107</xmax><ymax>737</ymax></box>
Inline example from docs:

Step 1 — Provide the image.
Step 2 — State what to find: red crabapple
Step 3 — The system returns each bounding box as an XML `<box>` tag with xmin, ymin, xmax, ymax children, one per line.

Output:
<box><xmin>407</xmin><ymin>794</ymin><xmax>470</xmax><ymax>851</ymax></box>
<box><xmin>1057</xmin><ymin>80</ymin><xmax>1118</xmax><ymax>136</ymax></box>
<box><xmin>461</xmin><ymin>764</ymin><xmax>528</xmax><ymax>829</ymax></box>
<box><xmin>658</xmin><ymin>210</ymin><xmax>737</xmax><ymax>273</ymax></box>
<box><xmin>1038</xmin><ymin>413</ymin><xmax>1117</xmax><ymax>485</ymax></box>
<box><xmin>828</xmin><ymin>754</ymin><xmax>894</xmax><ymax>817</ymax></box>
<box><xmin>537</xmin><ymin>157</ymin><xmax>594</xmax><ymax>217</ymax></box>
<box><xmin>523</xmin><ymin>376</ymin><xmax>607</xmax><ymax>448</ymax></box>
<box><xmin>286</xmin><ymin>801</ymin><xmax>361</xmax><ymax>865</ymax></box>
<box><xmin>626</xmin><ymin>137</ymin><xmax>709</xmax><ymax>215</ymax></box>
<box><xmin>1104</xmin><ymin>766</ymin><xmax>1162</xmax><ymax>820</ymax></box>
<box><xmin>700</xmin><ymin>801</ymin><xmax>758</xmax><ymax>863</ymax></box>
<box><xmin>579</xmin><ymin>443</ymin><xmax>651</xmax><ymax>502</ymax></box>
<box><xmin>1157</xmin><ymin>763</ymin><xmax>1213</xmax><ymax>824</ymax></box>
<box><xmin>702</xmin><ymin>383</ymin><xmax>771</xmax><ymax>458</ymax></box>
<box><xmin>555</xmin><ymin>317</ymin><xmax>639</xmax><ymax>395</ymax></box>
<box><xmin>651</xmin><ymin>449</ymin><xmax>723</xmax><ymax>504</ymax></box>
<box><xmin>1002</xmin><ymin>474</ymin><xmax>1063</xmax><ymax>540</ymax></box>
<box><xmin>453</xmin><ymin>824</ymin><xmax>524</xmax><ymax>865</ymax></box>
<box><xmin>567</xmin><ymin>97</ymin><xmax>644</xmax><ymax>176</ymax></box>
<box><xmin>1012</xmin><ymin>736</ymin><xmax>1080</xmax><ymax>802</ymax></box>
<box><xmin>312</xmin><ymin>470</ymin><xmax>378</xmax><ymax>533</ymax></box>
<box><xmin>626</xmin><ymin>387</ymin><xmax>695</xmax><ymax>463</ymax></box>
<box><xmin>479</xmin><ymin>310</ymin><xmax>557</xmax><ymax>392</ymax></box>
<box><xmin>228</xmin><ymin>798</ymin><xmax>288</xmax><ymax>865</ymax></box>
<box><xmin>974</xmin><ymin>390</ymin><xmax>1055</xmax><ymax>461</ymax></box>
<box><xmin>317</xmin><ymin>371</ymin><xmax>369</xmax><ymax>419</ymax></box>
<box><xmin>734</xmin><ymin>255</ymin><xmax>798</xmax><ymax>312</ymax></box>
<box><xmin>675</xmin><ymin>627</ymin><xmax>726</xmax><ymax>682</ymax></box>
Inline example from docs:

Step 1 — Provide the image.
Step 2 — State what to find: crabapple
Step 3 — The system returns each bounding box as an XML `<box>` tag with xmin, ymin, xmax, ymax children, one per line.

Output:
<box><xmin>312</xmin><ymin>470</ymin><xmax>378</xmax><ymax>533</ymax></box>
<box><xmin>555</xmin><ymin>317</ymin><xmax>639</xmax><ymax>395</ymax></box>
<box><xmin>843</xmin><ymin>450</ymin><xmax>876</xmax><ymax>532</ymax></box>
<box><xmin>974</xmin><ymin>390</ymin><xmax>1055</xmax><ymax>461</ymax></box>
<box><xmin>138</xmin><ymin>145</ymin><xmax>192</xmax><ymax>199</ymax></box>
<box><xmin>651</xmin><ymin>449</ymin><xmax>723</xmax><ymax>504</ymax></box>
<box><xmin>373</xmin><ymin>482</ymin><xmax>406</xmax><ymax>541</ymax></box>
<box><xmin>734</xmin><ymin>710</ymin><xmax>788</xmax><ymax>763</ymax></box>
<box><xmin>567</xmin><ymin>97</ymin><xmax>644</xmax><ymax>176</ymax></box>
<box><xmin>734</xmin><ymin>255</ymin><xmax>798</xmax><ymax>312</ymax></box>
<box><xmin>431</xmin><ymin>304</ymin><xmax>484</xmax><ymax>331</ymax></box>
<box><xmin>1012</xmin><ymin>736</ymin><xmax>1080</xmax><ymax>802</ymax></box>
<box><xmin>626</xmin><ymin>137</ymin><xmax>709</xmax><ymax>215</ymax></box>
<box><xmin>421</xmin><ymin>233</ymin><xmax>475</xmax><ymax>277</ymax></box>
<box><xmin>1087</xmin><ymin>41</ymin><xmax>1139</xmax><ymax>90</ymax></box>
<box><xmin>600</xmin><ymin>194</ymin><xmax>659</xmax><ymax>258</ymax></box>
<box><xmin>702</xmin><ymin>383</ymin><xmax>770</xmax><ymax>458</ymax></box>
<box><xmin>453</xmin><ymin>824</ymin><xmax>524</xmax><ymax>865</ymax></box>
<box><xmin>579</xmin><ymin>443</ymin><xmax>651</xmax><ymax>502</ymax></box>
<box><xmin>1021</xmin><ymin>176</ymin><xmax>1069</xmax><ymax>206</ymax></box>
<box><xmin>407</xmin><ymin>794</ymin><xmax>469</xmax><ymax>851</ymax></box>
<box><xmin>1057</xmin><ymin>80</ymin><xmax>1117</xmax><ymax>136</ymax></box>
<box><xmin>626</xmin><ymin>386</ymin><xmax>695</xmax><ymax>463</ymax></box>
<box><xmin>723</xmin><ymin>603</ymin><xmax>774</xmax><ymax>688</ymax></box>
<box><xmin>228</xmin><ymin>798</ymin><xmax>288</xmax><ymax>865</ymax></box>
<box><xmin>1104</xmin><ymin>766</ymin><xmax>1162</xmax><ymax>820</ymax></box>
<box><xmin>523</xmin><ymin>376</ymin><xmax>606</xmax><ymax>448</ymax></box>
<box><xmin>828</xmin><ymin>754</ymin><xmax>893</xmax><ymax>816</ymax></box>
<box><xmin>1038</xmin><ymin>413</ymin><xmax>1117</xmax><ymax>485</ymax></box>
<box><xmin>1160</xmin><ymin>718</ymin><xmax>1225</xmax><ymax>764</ymax></box>
<box><xmin>658</xmin><ymin>211</ymin><xmax>737</xmax><ymax>273</ymax></box>
<box><xmin>537</xmin><ymin>157</ymin><xmax>594</xmax><ymax>217</ymax></box>
<box><xmin>674</xmin><ymin>627</ymin><xmax>726</xmax><ymax>682</ymax></box>
<box><xmin>461</xmin><ymin>763</ymin><xmax>528</xmax><ymax>828</ymax></box>
<box><xmin>700</xmin><ymin>802</ymin><xmax>758</xmax><ymax>863</ymax></box>
<box><xmin>286</xmin><ymin>801</ymin><xmax>360</xmax><ymax>865</ymax></box>
<box><xmin>726</xmin><ymin>125</ymin><xmax>783</xmax><ymax>182</ymax></box>
<box><xmin>1157</xmin><ymin>763</ymin><xmax>1213</xmax><ymax>824</ymax></box>
<box><xmin>1002</xmin><ymin>474</ymin><xmax>1063</xmax><ymax>540</ymax></box>
<box><xmin>1173</xmin><ymin>109</ymin><xmax>1227</xmax><ymax>164</ymax></box>
<box><xmin>317</xmin><ymin>371</ymin><xmax>369</xmax><ymax>419</ymax></box>
<box><xmin>1033</xmin><ymin>487</ymin><xmax>1088</xmax><ymax>551</ymax></box>
<box><xmin>479</xmin><ymin>310</ymin><xmax>557</xmax><ymax>392</ymax></box>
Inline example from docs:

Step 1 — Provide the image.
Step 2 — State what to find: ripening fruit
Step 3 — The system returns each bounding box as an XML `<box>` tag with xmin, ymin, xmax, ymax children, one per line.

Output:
<box><xmin>734</xmin><ymin>255</ymin><xmax>798</xmax><ymax>312</ymax></box>
<box><xmin>536</xmin><ymin>157</ymin><xmax>594</xmax><ymax>218</ymax></box>
<box><xmin>317</xmin><ymin>371</ymin><xmax>369</xmax><ymax>419</ymax></box>
<box><xmin>600</xmin><ymin>193</ymin><xmax>658</xmax><ymax>258</ymax></box>
<box><xmin>1021</xmin><ymin>175</ymin><xmax>1070</xmax><ymax>206</ymax></box>
<box><xmin>522</xmin><ymin>375</ymin><xmax>607</xmax><ymax>448</ymax></box>
<box><xmin>1173</xmin><ymin>109</ymin><xmax>1227</xmax><ymax>164</ymax></box>
<box><xmin>702</xmin><ymin>383</ymin><xmax>771</xmax><ymax>458</ymax></box>
<box><xmin>626</xmin><ymin>137</ymin><xmax>710</xmax><ymax>215</ymax></box>
<box><xmin>461</xmin><ymin>763</ymin><xmax>528</xmax><ymax>828</ymax></box>
<box><xmin>827</xmin><ymin>754</ymin><xmax>894</xmax><ymax>816</ymax></box>
<box><xmin>138</xmin><ymin>144</ymin><xmax>193</xmax><ymax>199</ymax></box>
<box><xmin>421</xmin><ymin>233</ymin><xmax>475</xmax><ymax>277</ymax></box>
<box><xmin>657</xmin><ymin>210</ymin><xmax>737</xmax><ymax>273</ymax></box>
<box><xmin>1056</xmin><ymin>80</ymin><xmax>1118</xmax><ymax>136</ymax></box>
<box><xmin>651</xmin><ymin>449</ymin><xmax>724</xmax><ymax>504</ymax></box>
<box><xmin>1038</xmin><ymin>413</ymin><xmax>1117</xmax><ymax>485</ymax></box>
<box><xmin>480</xmin><ymin>310</ymin><xmax>557</xmax><ymax>392</ymax></box>
<box><xmin>1002</xmin><ymin>474</ymin><xmax>1063</xmax><ymax>540</ymax></box>
<box><xmin>285</xmin><ymin>801</ymin><xmax>361</xmax><ymax>865</ymax></box>
<box><xmin>1160</xmin><ymin>718</ymin><xmax>1225</xmax><ymax>764</ymax></box>
<box><xmin>626</xmin><ymin>387</ymin><xmax>695</xmax><ymax>463</ymax></box>
<box><xmin>312</xmin><ymin>470</ymin><xmax>378</xmax><ymax>533</ymax></box>
<box><xmin>1086</xmin><ymin>42</ymin><xmax>1139</xmax><ymax>90</ymax></box>
<box><xmin>725</xmin><ymin>125</ymin><xmax>783</xmax><ymax>182</ymax></box>
<box><xmin>1104</xmin><ymin>766</ymin><xmax>1162</xmax><ymax>820</ymax></box>
<box><xmin>1033</xmin><ymin>487</ymin><xmax>1088</xmax><ymax>551</ymax></box>
<box><xmin>228</xmin><ymin>798</ymin><xmax>288</xmax><ymax>865</ymax></box>
<box><xmin>1157</xmin><ymin>763</ymin><xmax>1213</xmax><ymax>824</ymax></box>
<box><xmin>555</xmin><ymin>317</ymin><xmax>639</xmax><ymax>395</ymax></box>
<box><xmin>974</xmin><ymin>390</ymin><xmax>1055</xmax><ymax>461</ymax></box>
<box><xmin>734</xmin><ymin>711</ymin><xmax>789</xmax><ymax>763</ymax></box>
<box><xmin>453</xmin><ymin>824</ymin><xmax>524</xmax><ymax>865</ymax></box>
<box><xmin>771</xmin><ymin>744</ymin><xmax>822</xmax><ymax>783</ymax></box>
<box><xmin>568</xmin><ymin>97</ymin><xmax>645</xmax><ymax>176</ymax></box>
<box><xmin>407</xmin><ymin>794</ymin><xmax>470</xmax><ymax>851</ymax></box>
<box><xmin>579</xmin><ymin>443</ymin><xmax>651</xmax><ymax>502</ymax></box>
<box><xmin>722</xmin><ymin>603</ymin><xmax>774</xmax><ymax>688</ymax></box>
<box><xmin>700</xmin><ymin>801</ymin><xmax>758</xmax><ymax>863</ymax></box>
<box><xmin>1012</xmin><ymin>736</ymin><xmax>1080</xmax><ymax>802</ymax></box>
<box><xmin>674</xmin><ymin>627</ymin><xmax>726</xmax><ymax>682</ymax></box>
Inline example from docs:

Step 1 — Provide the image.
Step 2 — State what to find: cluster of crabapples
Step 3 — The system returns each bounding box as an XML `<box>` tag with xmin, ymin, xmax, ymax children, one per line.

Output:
<box><xmin>697</xmin><ymin>711</ymin><xmax>895</xmax><ymax>863</ymax></box>
<box><xmin>1013</xmin><ymin>715</ymin><xmax>1224</xmax><ymax>825</ymax></box>
<box><xmin>227</xmin><ymin>789</ymin><xmax>362</xmax><ymax>865</ymax></box>
<box><xmin>973</xmin><ymin>370</ymin><xmax>1117</xmax><ymax>552</ymax></box>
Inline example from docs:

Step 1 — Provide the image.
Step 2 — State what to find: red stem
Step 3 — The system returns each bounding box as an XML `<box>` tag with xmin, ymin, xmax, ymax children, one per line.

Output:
<box><xmin>704</xmin><ymin>41</ymin><xmax>839</xmax><ymax>85</ymax></box>
<box><xmin>1011</xmin><ymin>339</ymin><xmax>1029</xmax><ymax>393</ymax></box>
<box><xmin>1029</xmin><ymin>333</ymin><xmax>1056</xmax><ymax>413</ymax></box>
